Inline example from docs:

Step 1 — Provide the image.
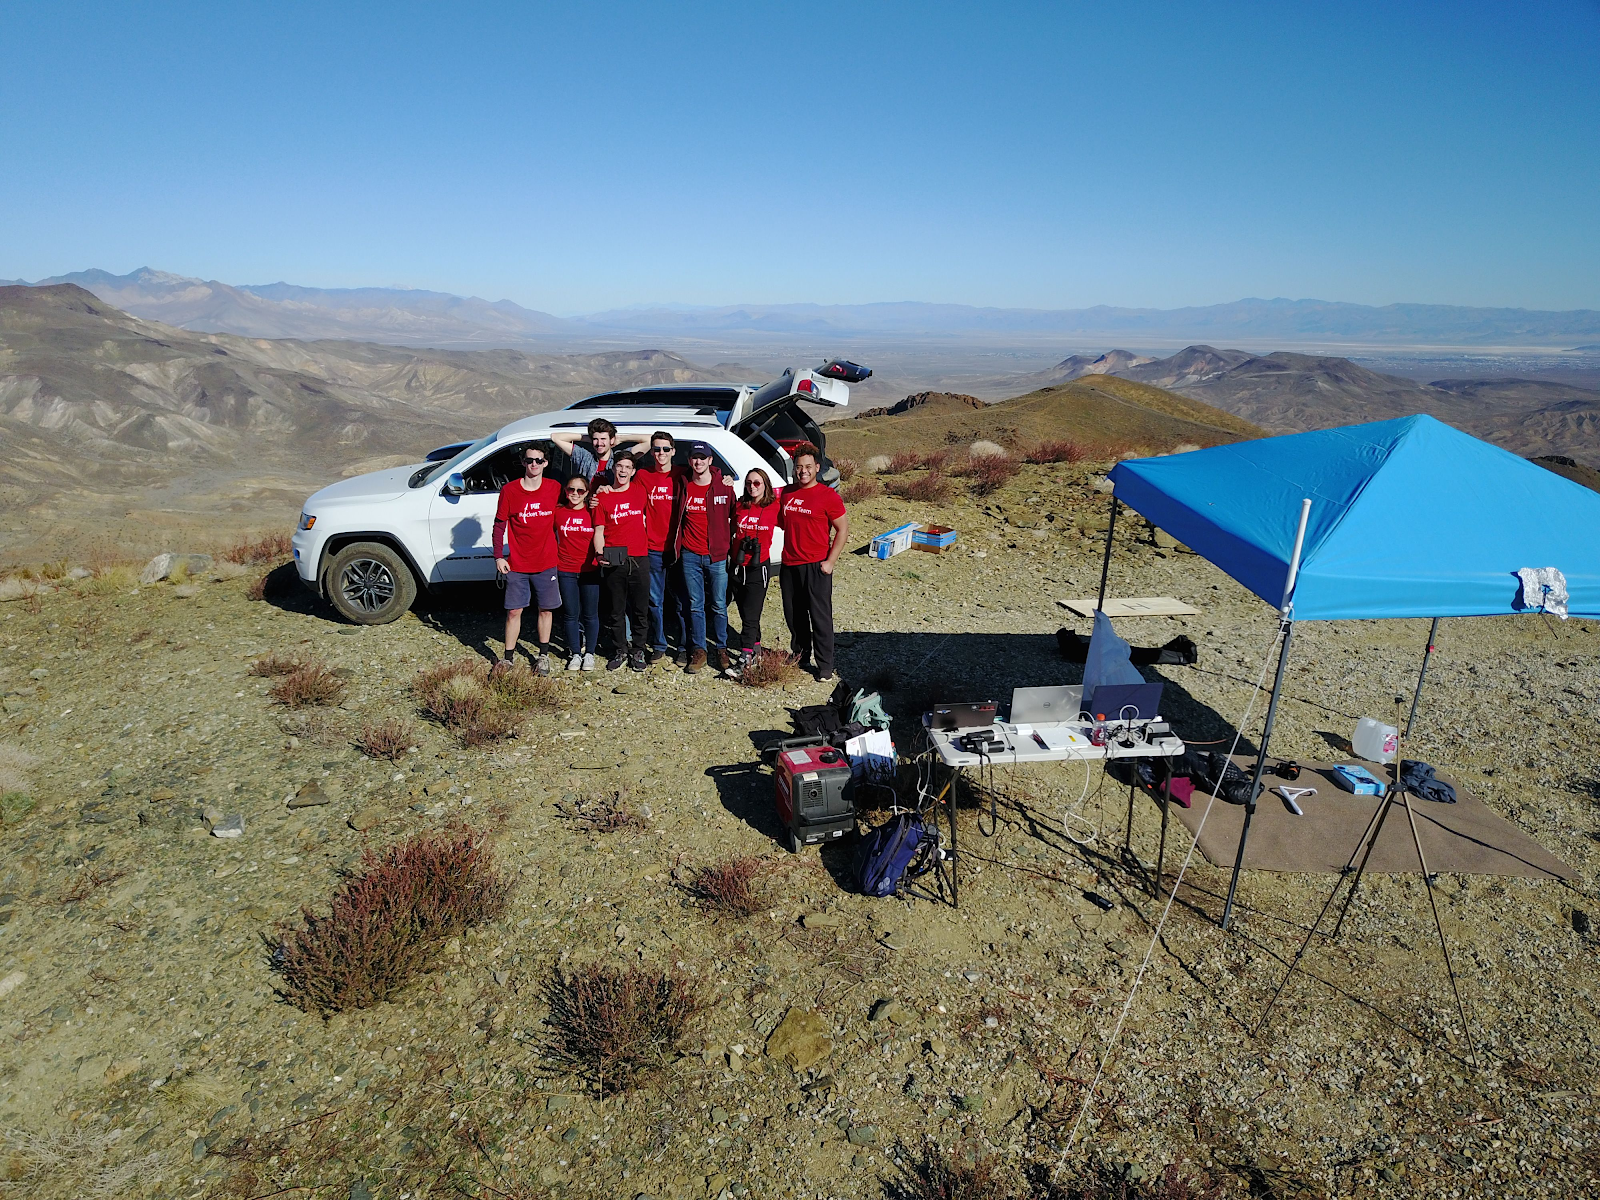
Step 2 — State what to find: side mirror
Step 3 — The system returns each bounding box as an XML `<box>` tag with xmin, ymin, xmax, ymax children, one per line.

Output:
<box><xmin>443</xmin><ymin>472</ymin><xmax>466</xmax><ymax>496</ymax></box>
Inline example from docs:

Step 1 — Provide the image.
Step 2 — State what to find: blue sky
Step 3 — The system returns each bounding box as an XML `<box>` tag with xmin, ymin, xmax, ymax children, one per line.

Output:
<box><xmin>2</xmin><ymin>1</ymin><xmax>1597</xmax><ymax>313</ymax></box>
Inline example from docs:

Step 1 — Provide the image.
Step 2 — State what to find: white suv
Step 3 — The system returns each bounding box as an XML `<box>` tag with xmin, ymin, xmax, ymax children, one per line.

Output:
<box><xmin>291</xmin><ymin>363</ymin><xmax>865</xmax><ymax>624</ymax></box>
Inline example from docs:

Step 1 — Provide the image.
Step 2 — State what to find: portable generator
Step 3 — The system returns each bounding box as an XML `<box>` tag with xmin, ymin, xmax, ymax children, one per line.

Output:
<box><xmin>774</xmin><ymin>737</ymin><xmax>855</xmax><ymax>853</ymax></box>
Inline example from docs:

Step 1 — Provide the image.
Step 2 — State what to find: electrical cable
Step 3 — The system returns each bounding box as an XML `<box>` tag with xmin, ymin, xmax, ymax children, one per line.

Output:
<box><xmin>1054</xmin><ymin>619</ymin><xmax>1287</xmax><ymax>1176</ymax></box>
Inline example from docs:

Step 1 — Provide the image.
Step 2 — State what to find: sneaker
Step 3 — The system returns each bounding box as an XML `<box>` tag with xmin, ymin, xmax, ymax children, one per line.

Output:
<box><xmin>672</xmin><ymin>649</ymin><xmax>689</xmax><ymax>667</ymax></box>
<box><xmin>646</xmin><ymin>649</ymin><xmax>665</xmax><ymax>665</ymax></box>
<box><xmin>815</xmin><ymin>667</ymin><xmax>836</xmax><ymax>683</ymax></box>
<box><xmin>629</xmin><ymin>650</ymin><xmax>647</xmax><ymax>672</ymax></box>
<box><xmin>606</xmin><ymin>653</ymin><xmax>627</xmax><ymax>671</ymax></box>
<box><xmin>490</xmin><ymin>657</ymin><xmax>514</xmax><ymax>678</ymax></box>
<box><xmin>536</xmin><ymin>654</ymin><xmax>553</xmax><ymax>677</ymax></box>
<box><xmin>567</xmin><ymin>654</ymin><xmax>583</xmax><ymax>672</ymax></box>
<box><xmin>581</xmin><ymin>653</ymin><xmax>596</xmax><ymax>671</ymax></box>
<box><xmin>686</xmin><ymin>648</ymin><xmax>707</xmax><ymax>674</ymax></box>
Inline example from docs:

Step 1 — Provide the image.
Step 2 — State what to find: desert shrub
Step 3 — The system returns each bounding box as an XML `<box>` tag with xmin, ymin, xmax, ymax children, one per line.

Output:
<box><xmin>967</xmin><ymin>456</ymin><xmax>1021</xmax><ymax>496</ymax></box>
<box><xmin>689</xmin><ymin>855</ymin><xmax>769</xmax><ymax>917</ymax></box>
<box><xmin>832</xmin><ymin>455</ymin><xmax>858</xmax><ymax>481</ymax></box>
<box><xmin>416</xmin><ymin>658</ymin><xmax>557</xmax><ymax>745</ymax></box>
<box><xmin>968</xmin><ymin>439</ymin><xmax>1007</xmax><ymax>458</ymax></box>
<box><xmin>544</xmin><ymin>965</ymin><xmax>702</xmax><ymax>1095</ymax></box>
<box><xmin>356</xmin><ymin>716</ymin><xmax>417</xmax><ymax>760</ymax></box>
<box><xmin>737</xmin><ymin>648</ymin><xmax>806</xmax><ymax>688</ymax></box>
<box><xmin>224</xmin><ymin>531</ymin><xmax>294</xmax><ymax>565</ymax></box>
<box><xmin>83</xmin><ymin>565</ymin><xmax>139</xmax><ymax>595</ymax></box>
<box><xmin>1024</xmin><ymin>439</ymin><xmax>1087</xmax><ymax>464</ymax></box>
<box><xmin>842</xmin><ymin>477</ymin><xmax>883</xmax><ymax>503</ymax></box>
<box><xmin>272</xmin><ymin>830</ymin><xmax>508</xmax><ymax>1012</ymax></box>
<box><xmin>245</xmin><ymin>571</ymin><xmax>270</xmax><ymax>601</ymax></box>
<box><xmin>248</xmin><ymin>653</ymin><xmax>302</xmax><ymax>677</ymax></box>
<box><xmin>887</xmin><ymin>471</ymin><xmax>952</xmax><ymax>503</ymax></box>
<box><xmin>885</xmin><ymin>1138</ymin><xmax>1017</xmax><ymax>1200</ymax></box>
<box><xmin>886</xmin><ymin>450</ymin><xmax>923</xmax><ymax>474</ymax></box>
<box><xmin>1055</xmin><ymin>1161</ymin><xmax>1227</xmax><ymax>1200</ymax></box>
<box><xmin>0</xmin><ymin>1126</ymin><xmax>164</xmax><ymax>1199</ymax></box>
<box><xmin>0</xmin><ymin>576</ymin><xmax>44</xmax><ymax>604</ymax></box>
<box><xmin>864</xmin><ymin>454</ymin><xmax>892</xmax><ymax>473</ymax></box>
<box><xmin>559</xmin><ymin>789</ymin><xmax>647</xmax><ymax>833</ymax></box>
<box><xmin>269</xmin><ymin>660</ymin><xmax>347</xmax><ymax>708</ymax></box>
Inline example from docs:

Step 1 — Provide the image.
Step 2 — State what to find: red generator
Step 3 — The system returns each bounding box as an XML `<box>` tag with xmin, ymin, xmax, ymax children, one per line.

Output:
<box><xmin>774</xmin><ymin>737</ymin><xmax>855</xmax><ymax>853</ymax></box>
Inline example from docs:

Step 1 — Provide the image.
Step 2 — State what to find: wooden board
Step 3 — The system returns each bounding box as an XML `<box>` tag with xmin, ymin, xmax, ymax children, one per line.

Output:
<box><xmin>1057</xmin><ymin>596</ymin><xmax>1198</xmax><ymax>617</ymax></box>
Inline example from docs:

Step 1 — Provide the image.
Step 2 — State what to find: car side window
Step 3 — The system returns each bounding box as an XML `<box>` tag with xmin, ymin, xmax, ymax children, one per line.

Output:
<box><xmin>463</xmin><ymin>442</ymin><xmax>529</xmax><ymax>494</ymax></box>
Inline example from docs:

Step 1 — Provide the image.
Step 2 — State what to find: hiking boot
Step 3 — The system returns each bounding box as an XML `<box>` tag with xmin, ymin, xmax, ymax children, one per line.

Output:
<box><xmin>629</xmin><ymin>650</ymin><xmax>647</xmax><ymax>672</ymax></box>
<box><xmin>715</xmin><ymin>648</ymin><xmax>731</xmax><ymax>673</ymax></box>
<box><xmin>490</xmin><ymin>657</ymin><xmax>514</xmax><ymax>678</ymax></box>
<box><xmin>606</xmin><ymin>653</ymin><xmax>627</xmax><ymax>671</ymax></box>
<box><xmin>535</xmin><ymin>654</ymin><xmax>553</xmax><ymax>677</ymax></box>
<box><xmin>581</xmin><ymin>653</ymin><xmax>595</xmax><ymax>671</ymax></box>
<box><xmin>567</xmin><ymin>654</ymin><xmax>583</xmax><ymax>671</ymax></box>
<box><xmin>646</xmin><ymin>649</ymin><xmax>665</xmax><ymax>665</ymax></box>
<box><xmin>686</xmin><ymin>648</ymin><xmax>707</xmax><ymax>674</ymax></box>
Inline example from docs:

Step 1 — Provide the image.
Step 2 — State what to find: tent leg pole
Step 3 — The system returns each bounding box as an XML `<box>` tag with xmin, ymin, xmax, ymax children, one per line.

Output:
<box><xmin>1222</xmin><ymin>620</ymin><xmax>1295</xmax><ymax>931</ymax></box>
<box><xmin>1096</xmin><ymin>498</ymin><xmax>1119</xmax><ymax>612</ymax></box>
<box><xmin>1404</xmin><ymin>617</ymin><xmax>1441</xmax><ymax>739</ymax></box>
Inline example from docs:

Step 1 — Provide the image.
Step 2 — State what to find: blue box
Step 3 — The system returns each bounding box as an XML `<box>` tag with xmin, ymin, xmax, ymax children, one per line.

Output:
<box><xmin>1331</xmin><ymin>764</ymin><xmax>1385</xmax><ymax>795</ymax></box>
<box><xmin>870</xmin><ymin>522</ymin><xmax>918</xmax><ymax>559</ymax></box>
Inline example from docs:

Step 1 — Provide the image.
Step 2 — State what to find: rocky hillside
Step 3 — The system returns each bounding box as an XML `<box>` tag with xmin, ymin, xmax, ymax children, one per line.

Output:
<box><xmin>826</xmin><ymin>374</ymin><xmax>1262</xmax><ymax>463</ymax></box>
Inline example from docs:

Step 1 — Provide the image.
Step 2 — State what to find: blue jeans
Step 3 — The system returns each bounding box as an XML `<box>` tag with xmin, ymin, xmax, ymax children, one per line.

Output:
<box><xmin>647</xmin><ymin>549</ymin><xmax>684</xmax><ymax>652</ymax></box>
<box><xmin>557</xmin><ymin>570</ymin><xmax>600</xmax><ymax>657</ymax></box>
<box><xmin>679</xmin><ymin>550</ymin><xmax>728</xmax><ymax>650</ymax></box>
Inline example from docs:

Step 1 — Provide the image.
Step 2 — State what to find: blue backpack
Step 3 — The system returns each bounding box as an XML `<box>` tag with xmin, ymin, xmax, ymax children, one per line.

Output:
<box><xmin>854</xmin><ymin>813</ymin><xmax>929</xmax><ymax>898</ymax></box>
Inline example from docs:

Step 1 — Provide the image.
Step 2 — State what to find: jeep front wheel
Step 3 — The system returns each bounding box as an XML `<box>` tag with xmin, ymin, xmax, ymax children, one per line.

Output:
<box><xmin>325</xmin><ymin>542</ymin><xmax>418</xmax><ymax>625</ymax></box>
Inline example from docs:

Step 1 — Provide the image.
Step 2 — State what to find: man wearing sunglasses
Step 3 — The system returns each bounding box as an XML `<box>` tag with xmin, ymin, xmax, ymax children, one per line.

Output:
<box><xmin>492</xmin><ymin>443</ymin><xmax>563</xmax><ymax>675</ymax></box>
<box><xmin>639</xmin><ymin>431</ymin><xmax>685</xmax><ymax>664</ymax></box>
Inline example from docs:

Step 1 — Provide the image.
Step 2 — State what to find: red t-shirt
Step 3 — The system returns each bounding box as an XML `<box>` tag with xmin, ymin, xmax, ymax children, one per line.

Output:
<box><xmin>778</xmin><ymin>483</ymin><xmax>846</xmax><ymax>566</ymax></box>
<box><xmin>595</xmin><ymin>484</ymin><xmax>649</xmax><ymax>557</ymax></box>
<box><xmin>494</xmin><ymin>477</ymin><xmax>560</xmax><ymax>573</ymax></box>
<box><xmin>736</xmin><ymin>500</ymin><xmax>778</xmax><ymax>562</ymax></box>
<box><xmin>640</xmin><ymin>466</ymin><xmax>678</xmax><ymax>552</ymax></box>
<box><xmin>554</xmin><ymin>505</ymin><xmax>597</xmax><ymax>574</ymax></box>
<box><xmin>681</xmin><ymin>481</ymin><xmax>711</xmax><ymax>555</ymax></box>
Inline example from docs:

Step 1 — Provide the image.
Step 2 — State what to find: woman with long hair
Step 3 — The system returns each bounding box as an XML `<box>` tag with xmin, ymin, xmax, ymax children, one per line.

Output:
<box><xmin>554</xmin><ymin>473</ymin><xmax>601</xmax><ymax>670</ymax></box>
<box><xmin>728</xmin><ymin>467</ymin><xmax>779</xmax><ymax>677</ymax></box>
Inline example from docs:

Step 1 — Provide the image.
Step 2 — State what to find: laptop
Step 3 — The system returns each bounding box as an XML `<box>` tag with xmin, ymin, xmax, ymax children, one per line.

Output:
<box><xmin>1086</xmin><ymin>682</ymin><xmax>1164</xmax><ymax>722</ymax></box>
<box><xmin>1009</xmin><ymin>684</ymin><xmax>1082</xmax><ymax>725</ymax></box>
<box><xmin>929</xmin><ymin>701</ymin><xmax>999</xmax><ymax>732</ymax></box>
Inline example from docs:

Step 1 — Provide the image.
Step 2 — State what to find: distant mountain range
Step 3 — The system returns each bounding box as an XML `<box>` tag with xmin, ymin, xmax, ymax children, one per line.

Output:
<box><xmin>1028</xmin><ymin>345</ymin><xmax>1600</xmax><ymax>463</ymax></box>
<box><xmin>7</xmin><ymin>268</ymin><xmax>1600</xmax><ymax>347</ymax></box>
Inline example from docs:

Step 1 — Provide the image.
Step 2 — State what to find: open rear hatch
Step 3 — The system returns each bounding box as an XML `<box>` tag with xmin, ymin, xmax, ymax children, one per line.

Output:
<box><xmin>731</xmin><ymin>360</ymin><xmax>870</xmax><ymax>485</ymax></box>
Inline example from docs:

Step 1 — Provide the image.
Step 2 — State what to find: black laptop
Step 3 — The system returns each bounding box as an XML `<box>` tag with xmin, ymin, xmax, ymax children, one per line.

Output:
<box><xmin>929</xmin><ymin>701</ymin><xmax>999</xmax><ymax>732</ymax></box>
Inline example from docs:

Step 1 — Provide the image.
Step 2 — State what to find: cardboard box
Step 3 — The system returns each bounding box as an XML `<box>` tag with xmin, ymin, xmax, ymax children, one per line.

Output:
<box><xmin>870</xmin><ymin>522</ymin><xmax>917</xmax><ymax>559</ymax></box>
<box><xmin>913</xmin><ymin>524</ymin><xmax>958</xmax><ymax>553</ymax></box>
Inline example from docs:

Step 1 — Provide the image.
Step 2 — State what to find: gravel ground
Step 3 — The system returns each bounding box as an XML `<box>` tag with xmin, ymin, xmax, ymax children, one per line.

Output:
<box><xmin>1</xmin><ymin>458</ymin><xmax>1596</xmax><ymax>1199</ymax></box>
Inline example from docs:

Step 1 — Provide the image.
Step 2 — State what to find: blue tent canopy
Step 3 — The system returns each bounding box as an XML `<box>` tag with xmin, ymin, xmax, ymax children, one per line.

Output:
<box><xmin>1107</xmin><ymin>414</ymin><xmax>1600</xmax><ymax>621</ymax></box>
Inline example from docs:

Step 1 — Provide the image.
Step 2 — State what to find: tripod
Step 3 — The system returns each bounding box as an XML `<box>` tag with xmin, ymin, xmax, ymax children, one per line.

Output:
<box><xmin>1255</xmin><ymin>698</ymin><xmax>1477</xmax><ymax>1065</ymax></box>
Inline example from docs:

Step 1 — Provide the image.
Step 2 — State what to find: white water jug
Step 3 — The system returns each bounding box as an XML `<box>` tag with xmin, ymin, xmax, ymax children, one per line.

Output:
<box><xmin>1352</xmin><ymin>717</ymin><xmax>1398</xmax><ymax>763</ymax></box>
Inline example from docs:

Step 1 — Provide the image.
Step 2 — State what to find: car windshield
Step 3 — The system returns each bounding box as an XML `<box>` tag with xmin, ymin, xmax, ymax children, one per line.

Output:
<box><xmin>411</xmin><ymin>434</ymin><xmax>496</xmax><ymax>488</ymax></box>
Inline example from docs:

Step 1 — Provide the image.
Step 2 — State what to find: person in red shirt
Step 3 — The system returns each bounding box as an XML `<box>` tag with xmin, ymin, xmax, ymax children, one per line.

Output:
<box><xmin>670</xmin><ymin>442</ymin><xmax>739</xmax><ymax>674</ymax></box>
<box><xmin>554</xmin><ymin>474</ymin><xmax>601</xmax><ymax>671</ymax></box>
<box><xmin>493</xmin><ymin>444</ymin><xmax>562</xmax><ymax>676</ymax></box>
<box><xmin>777</xmin><ymin>442</ymin><xmax>848</xmax><ymax>681</ymax></box>
<box><xmin>728</xmin><ymin>466</ymin><xmax>779</xmax><ymax>676</ymax></box>
<box><xmin>592</xmin><ymin>451</ymin><xmax>652</xmax><ymax>671</ymax></box>
<box><xmin>639</xmin><ymin>431</ymin><xmax>684</xmax><ymax>664</ymax></box>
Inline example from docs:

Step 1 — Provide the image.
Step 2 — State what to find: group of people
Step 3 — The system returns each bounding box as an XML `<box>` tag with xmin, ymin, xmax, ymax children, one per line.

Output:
<box><xmin>491</xmin><ymin>418</ymin><xmax>848</xmax><ymax>681</ymax></box>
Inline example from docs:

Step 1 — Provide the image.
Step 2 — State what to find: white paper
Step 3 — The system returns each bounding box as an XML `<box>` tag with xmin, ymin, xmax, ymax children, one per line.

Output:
<box><xmin>845</xmin><ymin>729</ymin><xmax>895</xmax><ymax>781</ymax></box>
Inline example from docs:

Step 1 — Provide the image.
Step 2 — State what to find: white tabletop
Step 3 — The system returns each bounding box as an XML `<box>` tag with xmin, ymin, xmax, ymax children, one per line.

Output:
<box><xmin>927</xmin><ymin>721</ymin><xmax>1185</xmax><ymax>769</ymax></box>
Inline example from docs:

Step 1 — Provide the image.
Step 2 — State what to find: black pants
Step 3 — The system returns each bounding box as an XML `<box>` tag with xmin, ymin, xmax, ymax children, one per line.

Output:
<box><xmin>779</xmin><ymin>562</ymin><xmax>834</xmax><ymax>670</ymax></box>
<box><xmin>730</xmin><ymin>563</ymin><xmax>770</xmax><ymax>651</ymax></box>
<box><xmin>603</xmin><ymin>555</ymin><xmax>650</xmax><ymax>654</ymax></box>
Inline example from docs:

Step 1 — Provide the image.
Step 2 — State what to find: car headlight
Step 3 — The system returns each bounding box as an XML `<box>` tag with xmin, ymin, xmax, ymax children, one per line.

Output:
<box><xmin>298</xmin><ymin>513</ymin><xmax>317</xmax><ymax>531</ymax></box>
